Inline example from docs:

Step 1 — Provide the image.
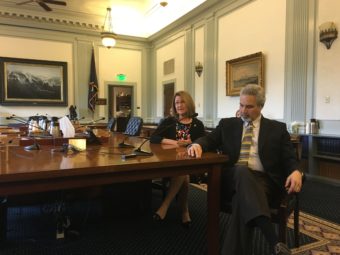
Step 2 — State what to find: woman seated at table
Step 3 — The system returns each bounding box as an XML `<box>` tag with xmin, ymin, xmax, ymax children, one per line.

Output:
<box><xmin>150</xmin><ymin>90</ymin><xmax>205</xmax><ymax>227</ymax></box>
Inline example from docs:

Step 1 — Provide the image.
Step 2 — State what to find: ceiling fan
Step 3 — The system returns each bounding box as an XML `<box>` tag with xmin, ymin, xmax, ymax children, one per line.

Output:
<box><xmin>16</xmin><ymin>0</ymin><xmax>67</xmax><ymax>12</ymax></box>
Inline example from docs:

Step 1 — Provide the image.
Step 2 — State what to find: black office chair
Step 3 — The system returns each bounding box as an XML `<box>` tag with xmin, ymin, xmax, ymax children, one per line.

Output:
<box><xmin>220</xmin><ymin>140</ymin><xmax>304</xmax><ymax>248</ymax></box>
<box><xmin>124</xmin><ymin>117</ymin><xmax>143</xmax><ymax>136</ymax></box>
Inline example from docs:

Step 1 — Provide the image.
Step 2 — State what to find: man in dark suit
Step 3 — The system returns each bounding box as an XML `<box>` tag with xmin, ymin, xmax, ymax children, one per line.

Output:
<box><xmin>187</xmin><ymin>84</ymin><xmax>303</xmax><ymax>255</ymax></box>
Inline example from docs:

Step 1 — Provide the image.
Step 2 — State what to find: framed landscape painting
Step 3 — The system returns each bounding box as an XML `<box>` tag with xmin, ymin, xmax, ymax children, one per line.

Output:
<box><xmin>0</xmin><ymin>57</ymin><xmax>67</xmax><ymax>106</ymax></box>
<box><xmin>226</xmin><ymin>52</ymin><xmax>264</xmax><ymax>96</ymax></box>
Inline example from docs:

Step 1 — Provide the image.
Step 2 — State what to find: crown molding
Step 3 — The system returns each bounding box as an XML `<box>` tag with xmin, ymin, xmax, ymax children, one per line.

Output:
<box><xmin>0</xmin><ymin>9</ymin><xmax>101</xmax><ymax>33</ymax></box>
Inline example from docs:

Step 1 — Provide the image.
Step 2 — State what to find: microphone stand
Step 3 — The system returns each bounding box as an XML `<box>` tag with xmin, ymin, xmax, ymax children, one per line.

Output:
<box><xmin>75</xmin><ymin>117</ymin><xmax>105</xmax><ymax>131</ymax></box>
<box><xmin>6</xmin><ymin>115</ymin><xmax>51</xmax><ymax>151</ymax></box>
<box><xmin>133</xmin><ymin>139</ymin><xmax>153</xmax><ymax>156</ymax></box>
<box><xmin>118</xmin><ymin>136</ymin><xmax>134</xmax><ymax>148</ymax></box>
<box><xmin>85</xmin><ymin>128</ymin><xmax>102</xmax><ymax>145</ymax></box>
<box><xmin>85</xmin><ymin>117</ymin><xmax>105</xmax><ymax>145</ymax></box>
<box><xmin>152</xmin><ymin>113</ymin><xmax>199</xmax><ymax>137</ymax></box>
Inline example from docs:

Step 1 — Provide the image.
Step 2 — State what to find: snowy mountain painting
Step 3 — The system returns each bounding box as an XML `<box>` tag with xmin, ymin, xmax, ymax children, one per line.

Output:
<box><xmin>6</xmin><ymin>63</ymin><xmax>62</xmax><ymax>100</ymax></box>
<box><xmin>1</xmin><ymin>58</ymin><xmax>67</xmax><ymax>106</ymax></box>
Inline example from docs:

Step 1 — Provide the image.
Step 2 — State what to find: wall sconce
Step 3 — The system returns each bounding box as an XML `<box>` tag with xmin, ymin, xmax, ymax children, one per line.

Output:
<box><xmin>195</xmin><ymin>62</ymin><xmax>203</xmax><ymax>77</ymax></box>
<box><xmin>101</xmin><ymin>7</ymin><xmax>117</xmax><ymax>49</ymax></box>
<box><xmin>319</xmin><ymin>22</ymin><xmax>338</xmax><ymax>49</ymax></box>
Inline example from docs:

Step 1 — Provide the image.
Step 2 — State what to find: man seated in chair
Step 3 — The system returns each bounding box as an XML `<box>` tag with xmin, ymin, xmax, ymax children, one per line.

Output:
<box><xmin>187</xmin><ymin>84</ymin><xmax>303</xmax><ymax>255</ymax></box>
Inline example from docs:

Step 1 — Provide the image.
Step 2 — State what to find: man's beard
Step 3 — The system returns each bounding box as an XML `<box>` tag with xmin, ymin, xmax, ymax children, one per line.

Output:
<box><xmin>241</xmin><ymin>116</ymin><xmax>251</xmax><ymax>122</ymax></box>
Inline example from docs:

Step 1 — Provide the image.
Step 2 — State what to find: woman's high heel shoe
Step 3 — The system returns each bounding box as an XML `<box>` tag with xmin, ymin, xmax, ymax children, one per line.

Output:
<box><xmin>181</xmin><ymin>220</ymin><xmax>192</xmax><ymax>229</ymax></box>
<box><xmin>153</xmin><ymin>212</ymin><xmax>164</xmax><ymax>222</ymax></box>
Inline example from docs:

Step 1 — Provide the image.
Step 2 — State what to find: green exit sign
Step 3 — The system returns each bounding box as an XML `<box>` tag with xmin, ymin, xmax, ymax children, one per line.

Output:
<box><xmin>116</xmin><ymin>74</ymin><xmax>126</xmax><ymax>81</ymax></box>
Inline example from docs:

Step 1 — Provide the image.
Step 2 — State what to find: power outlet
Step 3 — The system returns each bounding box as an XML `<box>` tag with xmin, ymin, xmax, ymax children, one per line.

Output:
<box><xmin>325</xmin><ymin>96</ymin><xmax>330</xmax><ymax>104</ymax></box>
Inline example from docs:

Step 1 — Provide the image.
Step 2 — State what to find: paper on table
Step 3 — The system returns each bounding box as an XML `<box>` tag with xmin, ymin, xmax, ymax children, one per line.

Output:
<box><xmin>59</xmin><ymin>116</ymin><xmax>75</xmax><ymax>138</ymax></box>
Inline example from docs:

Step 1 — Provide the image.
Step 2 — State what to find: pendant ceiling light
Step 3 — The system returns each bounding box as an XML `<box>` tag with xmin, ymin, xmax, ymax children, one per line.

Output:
<box><xmin>101</xmin><ymin>7</ymin><xmax>117</xmax><ymax>48</ymax></box>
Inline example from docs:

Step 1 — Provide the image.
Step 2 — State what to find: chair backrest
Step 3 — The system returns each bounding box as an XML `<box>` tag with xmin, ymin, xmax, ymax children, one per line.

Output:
<box><xmin>107</xmin><ymin>117</ymin><xmax>116</xmax><ymax>132</ymax></box>
<box><xmin>124</xmin><ymin>117</ymin><xmax>143</xmax><ymax>136</ymax></box>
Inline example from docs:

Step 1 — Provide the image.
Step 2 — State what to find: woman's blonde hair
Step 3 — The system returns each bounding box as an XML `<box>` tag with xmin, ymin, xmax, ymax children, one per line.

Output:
<box><xmin>171</xmin><ymin>90</ymin><xmax>196</xmax><ymax>119</ymax></box>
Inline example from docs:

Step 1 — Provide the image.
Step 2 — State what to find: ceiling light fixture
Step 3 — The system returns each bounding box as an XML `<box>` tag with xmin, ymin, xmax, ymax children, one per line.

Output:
<box><xmin>160</xmin><ymin>1</ymin><xmax>168</xmax><ymax>7</ymax></box>
<box><xmin>101</xmin><ymin>7</ymin><xmax>117</xmax><ymax>49</ymax></box>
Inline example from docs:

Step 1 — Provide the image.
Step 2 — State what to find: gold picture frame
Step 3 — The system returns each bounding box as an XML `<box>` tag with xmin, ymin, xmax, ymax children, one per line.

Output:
<box><xmin>226</xmin><ymin>52</ymin><xmax>264</xmax><ymax>96</ymax></box>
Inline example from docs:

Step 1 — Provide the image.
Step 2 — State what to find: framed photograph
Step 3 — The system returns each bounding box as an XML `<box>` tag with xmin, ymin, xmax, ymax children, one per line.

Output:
<box><xmin>226</xmin><ymin>52</ymin><xmax>264</xmax><ymax>96</ymax></box>
<box><xmin>0</xmin><ymin>57</ymin><xmax>67</xmax><ymax>106</ymax></box>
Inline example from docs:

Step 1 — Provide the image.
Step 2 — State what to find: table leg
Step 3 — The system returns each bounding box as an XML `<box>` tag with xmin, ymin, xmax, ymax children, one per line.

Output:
<box><xmin>207</xmin><ymin>165</ymin><xmax>221</xmax><ymax>255</ymax></box>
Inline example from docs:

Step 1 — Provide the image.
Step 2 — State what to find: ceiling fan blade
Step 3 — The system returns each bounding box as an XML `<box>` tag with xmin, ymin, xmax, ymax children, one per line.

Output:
<box><xmin>16</xmin><ymin>0</ymin><xmax>34</xmax><ymax>5</ymax></box>
<box><xmin>38</xmin><ymin>2</ymin><xmax>52</xmax><ymax>11</ymax></box>
<box><xmin>42</xmin><ymin>0</ymin><xmax>67</xmax><ymax>6</ymax></box>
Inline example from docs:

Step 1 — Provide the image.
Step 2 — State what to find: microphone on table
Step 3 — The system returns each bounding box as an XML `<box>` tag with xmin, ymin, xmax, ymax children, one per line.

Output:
<box><xmin>75</xmin><ymin>117</ymin><xmax>105</xmax><ymax>130</ymax></box>
<box><xmin>85</xmin><ymin>128</ymin><xmax>102</xmax><ymax>145</ymax></box>
<box><xmin>76</xmin><ymin>117</ymin><xmax>105</xmax><ymax>145</ymax></box>
<box><xmin>128</xmin><ymin>113</ymin><xmax>199</xmax><ymax>157</ymax></box>
<box><xmin>91</xmin><ymin>117</ymin><xmax>105</xmax><ymax>124</ymax></box>
<box><xmin>6</xmin><ymin>115</ymin><xmax>51</xmax><ymax>150</ymax></box>
<box><xmin>86</xmin><ymin>117</ymin><xmax>105</xmax><ymax>145</ymax></box>
<box><xmin>152</xmin><ymin>113</ymin><xmax>199</xmax><ymax>137</ymax></box>
<box><xmin>6</xmin><ymin>115</ymin><xmax>51</xmax><ymax>136</ymax></box>
<box><xmin>118</xmin><ymin>136</ymin><xmax>135</xmax><ymax>148</ymax></box>
<box><xmin>133</xmin><ymin>138</ymin><xmax>153</xmax><ymax>156</ymax></box>
<box><xmin>121</xmin><ymin>113</ymin><xmax>199</xmax><ymax>160</ymax></box>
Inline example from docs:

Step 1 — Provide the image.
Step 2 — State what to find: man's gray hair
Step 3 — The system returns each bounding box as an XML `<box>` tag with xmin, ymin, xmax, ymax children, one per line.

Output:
<box><xmin>240</xmin><ymin>84</ymin><xmax>266</xmax><ymax>107</ymax></box>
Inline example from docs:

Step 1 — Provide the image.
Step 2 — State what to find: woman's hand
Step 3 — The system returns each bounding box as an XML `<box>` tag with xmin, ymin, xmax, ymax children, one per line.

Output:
<box><xmin>177</xmin><ymin>138</ymin><xmax>192</xmax><ymax>147</ymax></box>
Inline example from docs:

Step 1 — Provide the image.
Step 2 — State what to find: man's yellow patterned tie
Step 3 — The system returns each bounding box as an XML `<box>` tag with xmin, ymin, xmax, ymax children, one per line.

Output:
<box><xmin>237</xmin><ymin>121</ymin><xmax>253</xmax><ymax>166</ymax></box>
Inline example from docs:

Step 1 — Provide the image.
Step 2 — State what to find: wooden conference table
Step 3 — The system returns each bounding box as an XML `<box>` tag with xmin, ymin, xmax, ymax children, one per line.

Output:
<box><xmin>0</xmin><ymin>133</ymin><xmax>228</xmax><ymax>254</ymax></box>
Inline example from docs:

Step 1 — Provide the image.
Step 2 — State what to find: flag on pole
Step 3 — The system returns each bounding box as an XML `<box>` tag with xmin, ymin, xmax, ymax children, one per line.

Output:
<box><xmin>88</xmin><ymin>48</ymin><xmax>98</xmax><ymax>112</ymax></box>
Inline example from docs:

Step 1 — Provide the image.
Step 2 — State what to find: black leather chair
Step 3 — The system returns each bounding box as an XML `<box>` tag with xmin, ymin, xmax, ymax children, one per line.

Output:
<box><xmin>270</xmin><ymin>140</ymin><xmax>305</xmax><ymax>247</ymax></box>
<box><xmin>124</xmin><ymin>117</ymin><xmax>143</xmax><ymax>136</ymax></box>
<box><xmin>220</xmin><ymin>140</ymin><xmax>304</xmax><ymax>248</ymax></box>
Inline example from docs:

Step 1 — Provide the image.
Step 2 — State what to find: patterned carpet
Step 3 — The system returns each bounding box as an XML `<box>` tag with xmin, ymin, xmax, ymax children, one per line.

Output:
<box><xmin>1</xmin><ymin>183</ymin><xmax>340</xmax><ymax>254</ymax></box>
<box><xmin>193</xmin><ymin>183</ymin><xmax>340</xmax><ymax>255</ymax></box>
<box><xmin>290</xmin><ymin>212</ymin><xmax>340</xmax><ymax>255</ymax></box>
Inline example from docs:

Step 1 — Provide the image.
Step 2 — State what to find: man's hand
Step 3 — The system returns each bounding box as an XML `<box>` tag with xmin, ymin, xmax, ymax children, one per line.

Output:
<box><xmin>285</xmin><ymin>170</ymin><xmax>303</xmax><ymax>194</ymax></box>
<box><xmin>187</xmin><ymin>143</ymin><xmax>202</xmax><ymax>158</ymax></box>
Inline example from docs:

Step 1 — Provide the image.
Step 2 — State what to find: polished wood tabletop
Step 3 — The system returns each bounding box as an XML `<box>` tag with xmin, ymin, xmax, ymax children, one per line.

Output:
<box><xmin>0</xmin><ymin>133</ymin><xmax>226</xmax><ymax>193</ymax></box>
<box><xmin>0</xmin><ymin>132</ymin><xmax>228</xmax><ymax>255</ymax></box>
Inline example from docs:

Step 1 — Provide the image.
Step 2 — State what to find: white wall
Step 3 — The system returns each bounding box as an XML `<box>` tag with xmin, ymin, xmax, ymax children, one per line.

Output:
<box><xmin>217</xmin><ymin>0</ymin><xmax>286</xmax><ymax>119</ymax></box>
<box><xmin>98</xmin><ymin>47</ymin><xmax>142</xmax><ymax>117</ymax></box>
<box><xmin>194</xmin><ymin>26</ymin><xmax>205</xmax><ymax>117</ymax></box>
<box><xmin>156</xmin><ymin>36</ymin><xmax>185</xmax><ymax>117</ymax></box>
<box><xmin>315</xmin><ymin>0</ymin><xmax>340</xmax><ymax>121</ymax></box>
<box><xmin>0</xmin><ymin>36</ymin><xmax>73</xmax><ymax>120</ymax></box>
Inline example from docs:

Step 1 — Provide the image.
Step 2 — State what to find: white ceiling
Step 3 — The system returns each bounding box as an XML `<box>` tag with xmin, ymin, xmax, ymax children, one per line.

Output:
<box><xmin>0</xmin><ymin>0</ymin><xmax>207</xmax><ymax>38</ymax></box>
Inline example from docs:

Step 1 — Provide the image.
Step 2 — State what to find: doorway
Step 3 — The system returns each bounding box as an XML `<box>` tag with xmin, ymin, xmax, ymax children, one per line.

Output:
<box><xmin>108</xmin><ymin>85</ymin><xmax>133</xmax><ymax>131</ymax></box>
<box><xmin>163</xmin><ymin>82</ymin><xmax>175</xmax><ymax>117</ymax></box>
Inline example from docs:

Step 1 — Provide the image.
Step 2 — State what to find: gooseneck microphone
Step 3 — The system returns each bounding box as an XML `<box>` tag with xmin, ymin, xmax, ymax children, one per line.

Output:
<box><xmin>133</xmin><ymin>138</ymin><xmax>153</xmax><ymax>156</ymax></box>
<box><xmin>82</xmin><ymin>117</ymin><xmax>105</xmax><ymax>145</ymax></box>
<box><xmin>152</xmin><ymin>113</ymin><xmax>198</xmax><ymax>137</ymax></box>
<box><xmin>91</xmin><ymin>117</ymin><xmax>105</xmax><ymax>124</ymax></box>
<box><xmin>6</xmin><ymin>115</ymin><xmax>51</xmax><ymax>135</ymax></box>
<box><xmin>118</xmin><ymin>136</ymin><xmax>135</xmax><ymax>148</ymax></box>
<box><xmin>6</xmin><ymin>115</ymin><xmax>49</xmax><ymax>150</ymax></box>
<box><xmin>75</xmin><ymin>117</ymin><xmax>104</xmax><ymax>131</ymax></box>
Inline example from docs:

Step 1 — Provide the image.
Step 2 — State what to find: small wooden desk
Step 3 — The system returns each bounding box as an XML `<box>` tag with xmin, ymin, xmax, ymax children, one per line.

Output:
<box><xmin>0</xmin><ymin>134</ymin><xmax>227</xmax><ymax>255</ymax></box>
